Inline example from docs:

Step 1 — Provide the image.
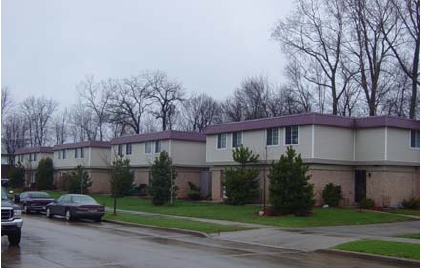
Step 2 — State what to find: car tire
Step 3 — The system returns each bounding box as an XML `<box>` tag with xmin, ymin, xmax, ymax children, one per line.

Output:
<box><xmin>65</xmin><ymin>209</ymin><xmax>72</xmax><ymax>221</ymax></box>
<box><xmin>8</xmin><ymin>230</ymin><xmax>21</xmax><ymax>246</ymax></box>
<box><xmin>23</xmin><ymin>204</ymin><xmax>29</xmax><ymax>214</ymax></box>
<box><xmin>46</xmin><ymin>208</ymin><xmax>53</xmax><ymax>218</ymax></box>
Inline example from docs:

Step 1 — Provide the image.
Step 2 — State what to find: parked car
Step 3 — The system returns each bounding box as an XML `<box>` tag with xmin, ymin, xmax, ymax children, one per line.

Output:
<box><xmin>16</xmin><ymin>191</ymin><xmax>54</xmax><ymax>214</ymax></box>
<box><xmin>45</xmin><ymin>194</ymin><xmax>105</xmax><ymax>222</ymax></box>
<box><xmin>1</xmin><ymin>186</ymin><xmax>23</xmax><ymax>245</ymax></box>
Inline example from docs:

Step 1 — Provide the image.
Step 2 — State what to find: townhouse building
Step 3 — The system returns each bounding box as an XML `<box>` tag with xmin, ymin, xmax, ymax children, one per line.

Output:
<box><xmin>14</xmin><ymin>147</ymin><xmax>54</xmax><ymax>187</ymax></box>
<box><xmin>52</xmin><ymin>141</ymin><xmax>111</xmax><ymax>193</ymax></box>
<box><xmin>204</xmin><ymin>113</ymin><xmax>420</xmax><ymax>207</ymax></box>
<box><xmin>110</xmin><ymin>131</ymin><xmax>209</xmax><ymax>198</ymax></box>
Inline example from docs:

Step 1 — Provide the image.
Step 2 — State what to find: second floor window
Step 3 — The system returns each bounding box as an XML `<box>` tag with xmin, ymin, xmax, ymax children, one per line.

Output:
<box><xmin>232</xmin><ymin>132</ymin><xmax>242</xmax><ymax>148</ymax></box>
<box><xmin>126</xmin><ymin>143</ymin><xmax>132</xmax><ymax>155</ymax></box>
<box><xmin>75</xmin><ymin>148</ymin><xmax>79</xmax><ymax>158</ymax></box>
<box><xmin>285</xmin><ymin>126</ymin><xmax>299</xmax><ymax>145</ymax></box>
<box><xmin>58</xmin><ymin>151</ymin><xmax>61</xmax><ymax>160</ymax></box>
<box><xmin>411</xmin><ymin>129</ymin><xmax>420</xmax><ymax>148</ymax></box>
<box><xmin>266</xmin><ymin>128</ymin><xmax>279</xmax><ymax>146</ymax></box>
<box><xmin>155</xmin><ymin>140</ymin><xmax>162</xmax><ymax>153</ymax></box>
<box><xmin>118</xmin><ymin>144</ymin><xmax>123</xmax><ymax>156</ymax></box>
<box><xmin>33</xmin><ymin>153</ymin><xmax>37</xmax><ymax>161</ymax></box>
<box><xmin>217</xmin><ymin>133</ymin><xmax>227</xmax><ymax>149</ymax></box>
<box><xmin>145</xmin><ymin>142</ymin><xmax>152</xmax><ymax>154</ymax></box>
<box><xmin>80</xmin><ymin>148</ymin><xmax>84</xmax><ymax>158</ymax></box>
<box><xmin>62</xmin><ymin>150</ymin><xmax>66</xmax><ymax>159</ymax></box>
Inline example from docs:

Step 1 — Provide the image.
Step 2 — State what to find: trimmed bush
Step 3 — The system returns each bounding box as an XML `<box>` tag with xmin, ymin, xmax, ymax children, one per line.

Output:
<box><xmin>8</xmin><ymin>163</ymin><xmax>25</xmax><ymax>188</ymax></box>
<box><xmin>35</xmin><ymin>158</ymin><xmax>54</xmax><ymax>190</ymax></box>
<box><xmin>402</xmin><ymin>198</ymin><xmax>419</xmax><ymax>210</ymax></box>
<box><xmin>322</xmin><ymin>183</ymin><xmax>342</xmax><ymax>207</ymax></box>
<box><xmin>187</xmin><ymin>181</ymin><xmax>201</xmax><ymax>200</ymax></box>
<box><xmin>148</xmin><ymin>151</ymin><xmax>178</xmax><ymax>206</ymax></box>
<box><xmin>359</xmin><ymin>198</ymin><xmax>375</xmax><ymax>209</ymax></box>
<box><xmin>68</xmin><ymin>165</ymin><xmax>92</xmax><ymax>194</ymax></box>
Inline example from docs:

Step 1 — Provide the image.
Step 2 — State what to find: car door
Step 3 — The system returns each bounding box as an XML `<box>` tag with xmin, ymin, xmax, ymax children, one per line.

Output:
<box><xmin>58</xmin><ymin>195</ymin><xmax>71</xmax><ymax>216</ymax></box>
<box><xmin>51</xmin><ymin>195</ymin><xmax>65</xmax><ymax>215</ymax></box>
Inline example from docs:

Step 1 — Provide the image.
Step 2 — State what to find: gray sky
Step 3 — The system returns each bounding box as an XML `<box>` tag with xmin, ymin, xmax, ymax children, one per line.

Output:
<box><xmin>2</xmin><ymin>0</ymin><xmax>293</xmax><ymax>107</ymax></box>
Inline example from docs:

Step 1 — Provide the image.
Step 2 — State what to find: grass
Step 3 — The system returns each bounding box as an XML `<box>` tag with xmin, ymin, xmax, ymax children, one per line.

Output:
<box><xmin>397</xmin><ymin>233</ymin><xmax>420</xmax><ymax>239</ymax></box>
<box><xmin>103</xmin><ymin>212</ymin><xmax>249</xmax><ymax>233</ymax></box>
<box><xmin>334</xmin><ymin>240</ymin><xmax>420</xmax><ymax>260</ymax></box>
<box><xmin>388</xmin><ymin>209</ymin><xmax>420</xmax><ymax>217</ymax></box>
<box><xmin>45</xmin><ymin>191</ymin><xmax>414</xmax><ymax>227</ymax></box>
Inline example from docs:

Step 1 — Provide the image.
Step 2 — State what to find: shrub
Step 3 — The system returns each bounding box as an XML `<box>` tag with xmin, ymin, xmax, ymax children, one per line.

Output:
<box><xmin>35</xmin><ymin>158</ymin><xmax>54</xmax><ymax>190</ymax></box>
<box><xmin>402</xmin><ymin>198</ymin><xmax>419</xmax><ymax>210</ymax></box>
<box><xmin>8</xmin><ymin>163</ymin><xmax>25</xmax><ymax>188</ymax></box>
<box><xmin>148</xmin><ymin>151</ymin><xmax>178</xmax><ymax>206</ymax></box>
<box><xmin>322</xmin><ymin>183</ymin><xmax>342</xmax><ymax>207</ymax></box>
<box><xmin>110</xmin><ymin>156</ymin><xmax>135</xmax><ymax>198</ymax></box>
<box><xmin>68</xmin><ymin>165</ymin><xmax>92</xmax><ymax>194</ymax></box>
<box><xmin>268</xmin><ymin>147</ymin><xmax>315</xmax><ymax>216</ymax></box>
<box><xmin>187</xmin><ymin>181</ymin><xmax>201</xmax><ymax>200</ymax></box>
<box><xmin>359</xmin><ymin>198</ymin><xmax>375</xmax><ymax>209</ymax></box>
<box><xmin>223</xmin><ymin>145</ymin><xmax>260</xmax><ymax>205</ymax></box>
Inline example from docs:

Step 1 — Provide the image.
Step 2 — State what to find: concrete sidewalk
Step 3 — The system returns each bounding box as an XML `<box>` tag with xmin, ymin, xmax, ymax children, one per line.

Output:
<box><xmin>107</xmin><ymin>208</ymin><xmax>420</xmax><ymax>252</ymax></box>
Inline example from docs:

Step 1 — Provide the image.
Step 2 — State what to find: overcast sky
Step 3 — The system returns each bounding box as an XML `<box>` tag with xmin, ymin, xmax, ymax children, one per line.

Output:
<box><xmin>2</xmin><ymin>0</ymin><xmax>293</xmax><ymax>107</ymax></box>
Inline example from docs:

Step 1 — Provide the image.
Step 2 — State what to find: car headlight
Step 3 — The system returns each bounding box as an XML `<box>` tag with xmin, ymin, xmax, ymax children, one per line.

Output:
<box><xmin>14</xmin><ymin>209</ymin><xmax>22</xmax><ymax>218</ymax></box>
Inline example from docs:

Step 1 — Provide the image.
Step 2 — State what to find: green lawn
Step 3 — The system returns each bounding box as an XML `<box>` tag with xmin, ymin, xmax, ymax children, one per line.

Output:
<box><xmin>334</xmin><ymin>240</ymin><xmax>420</xmax><ymax>260</ymax></box>
<box><xmin>103</xmin><ymin>212</ymin><xmax>249</xmax><ymax>233</ymax></box>
<box><xmin>397</xmin><ymin>233</ymin><xmax>420</xmax><ymax>239</ymax></box>
<box><xmin>389</xmin><ymin>209</ymin><xmax>420</xmax><ymax>217</ymax></box>
<box><xmin>45</xmin><ymin>192</ymin><xmax>414</xmax><ymax>227</ymax></box>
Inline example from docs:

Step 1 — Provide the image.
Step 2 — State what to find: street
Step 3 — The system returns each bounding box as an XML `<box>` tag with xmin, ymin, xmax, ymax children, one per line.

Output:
<box><xmin>1</xmin><ymin>215</ymin><xmax>412</xmax><ymax>268</ymax></box>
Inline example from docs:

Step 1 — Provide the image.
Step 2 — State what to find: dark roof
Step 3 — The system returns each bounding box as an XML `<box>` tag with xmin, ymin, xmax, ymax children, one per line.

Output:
<box><xmin>14</xmin><ymin>147</ymin><xmax>54</xmax><ymax>154</ymax></box>
<box><xmin>203</xmin><ymin>113</ymin><xmax>419</xmax><ymax>134</ymax></box>
<box><xmin>53</xmin><ymin>141</ymin><xmax>111</xmax><ymax>151</ymax></box>
<box><xmin>111</xmin><ymin>131</ymin><xmax>206</xmax><ymax>145</ymax></box>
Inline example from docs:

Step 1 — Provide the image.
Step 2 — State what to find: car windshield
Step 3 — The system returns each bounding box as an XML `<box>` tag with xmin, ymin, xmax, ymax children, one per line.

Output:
<box><xmin>28</xmin><ymin>192</ymin><xmax>51</xmax><ymax>198</ymax></box>
<box><xmin>70</xmin><ymin>195</ymin><xmax>97</xmax><ymax>203</ymax></box>
<box><xmin>1</xmin><ymin>187</ymin><xmax>8</xmax><ymax>200</ymax></box>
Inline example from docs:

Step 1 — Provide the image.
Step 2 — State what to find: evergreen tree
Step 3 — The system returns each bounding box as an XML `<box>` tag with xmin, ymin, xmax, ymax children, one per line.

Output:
<box><xmin>148</xmin><ymin>151</ymin><xmax>177</xmax><ymax>206</ymax></box>
<box><xmin>110</xmin><ymin>156</ymin><xmax>135</xmax><ymax>214</ymax></box>
<box><xmin>35</xmin><ymin>158</ymin><xmax>54</xmax><ymax>190</ymax></box>
<box><xmin>8</xmin><ymin>163</ymin><xmax>25</xmax><ymax>188</ymax></box>
<box><xmin>68</xmin><ymin>165</ymin><xmax>92</xmax><ymax>194</ymax></box>
<box><xmin>223</xmin><ymin>145</ymin><xmax>260</xmax><ymax>205</ymax></box>
<box><xmin>268</xmin><ymin>147</ymin><xmax>315</xmax><ymax>216</ymax></box>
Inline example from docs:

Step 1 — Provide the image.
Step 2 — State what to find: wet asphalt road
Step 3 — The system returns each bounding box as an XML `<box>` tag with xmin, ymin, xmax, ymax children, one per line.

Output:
<box><xmin>1</xmin><ymin>215</ymin><xmax>412</xmax><ymax>268</ymax></box>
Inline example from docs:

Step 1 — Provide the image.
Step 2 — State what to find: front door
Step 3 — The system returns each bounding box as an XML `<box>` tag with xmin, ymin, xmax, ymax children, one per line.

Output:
<box><xmin>355</xmin><ymin>170</ymin><xmax>367</xmax><ymax>202</ymax></box>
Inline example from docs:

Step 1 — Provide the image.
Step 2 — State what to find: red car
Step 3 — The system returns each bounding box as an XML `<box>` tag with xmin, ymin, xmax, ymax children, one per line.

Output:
<box><xmin>45</xmin><ymin>194</ymin><xmax>105</xmax><ymax>222</ymax></box>
<box><xmin>17</xmin><ymin>191</ymin><xmax>54</xmax><ymax>214</ymax></box>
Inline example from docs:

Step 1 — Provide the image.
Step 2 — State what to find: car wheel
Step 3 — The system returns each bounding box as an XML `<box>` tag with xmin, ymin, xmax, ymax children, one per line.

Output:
<box><xmin>65</xmin><ymin>209</ymin><xmax>72</xmax><ymax>221</ymax></box>
<box><xmin>8</xmin><ymin>230</ymin><xmax>21</xmax><ymax>246</ymax></box>
<box><xmin>46</xmin><ymin>208</ymin><xmax>53</xmax><ymax>218</ymax></box>
<box><xmin>23</xmin><ymin>204</ymin><xmax>29</xmax><ymax>214</ymax></box>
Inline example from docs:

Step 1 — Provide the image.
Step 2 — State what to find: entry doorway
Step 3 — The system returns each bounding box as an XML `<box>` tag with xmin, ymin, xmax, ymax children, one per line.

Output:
<box><xmin>355</xmin><ymin>170</ymin><xmax>367</xmax><ymax>202</ymax></box>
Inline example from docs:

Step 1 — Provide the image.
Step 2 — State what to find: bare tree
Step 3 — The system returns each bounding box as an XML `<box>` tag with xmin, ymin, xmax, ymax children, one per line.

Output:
<box><xmin>53</xmin><ymin>108</ymin><xmax>68</xmax><ymax>145</ymax></box>
<box><xmin>272</xmin><ymin>0</ymin><xmax>348</xmax><ymax>115</ymax></box>
<box><xmin>21</xmin><ymin>96</ymin><xmax>58</xmax><ymax>147</ymax></box>
<box><xmin>1</xmin><ymin>87</ymin><xmax>13</xmax><ymax>119</ymax></box>
<box><xmin>77</xmin><ymin>76</ymin><xmax>112</xmax><ymax>141</ymax></box>
<box><xmin>70</xmin><ymin>99</ymin><xmax>98</xmax><ymax>142</ymax></box>
<box><xmin>145</xmin><ymin>71</ymin><xmax>185</xmax><ymax>131</ymax></box>
<box><xmin>381</xmin><ymin>0</ymin><xmax>419</xmax><ymax>119</ymax></box>
<box><xmin>180</xmin><ymin>93</ymin><xmax>223</xmax><ymax>132</ymax></box>
<box><xmin>222</xmin><ymin>97</ymin><xmax>244</xmax><ymax>122</ymax></box>
<box><xmin>107</xmin><ymin>76</ymin><xmax>152</xmax><ymax>134</ymax></box>
<box><xmin>2</xmin><ymin>113</ymin><xmax>27</xmax><ymax>154</ymax></box>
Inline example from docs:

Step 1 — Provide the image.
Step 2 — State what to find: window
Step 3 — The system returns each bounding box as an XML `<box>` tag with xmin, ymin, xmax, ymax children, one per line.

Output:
<box><xmin>33</xmin><ymin>153</ymin><xmax>37</xmax><ymax>161</ymax></box>
<box><xmin>62</xmin><ymin>149</ymin><xmax>66</xmax><ymax>159</ymax></box>
<box><xmin>155</xmin><ymin>140</ymin><xmax>162</xmax><ymax>153</ymax></box>
<box><xmin>29</xmin><ymin>154</ymin><xmax>32</xmax><ymax>162</ymax></box>
<box><xmin>75</xmin><ymin>148</ymin><xmax>78</xmax><ymax>158</ymax></box>
<box><xmin>58</xmin><ymin>151</ymin><xmax>61</xmax><ymax>160</ymax></box>
<box><xmin>80</xmin><ymin>148</ymin><xmax>84</xmax><ymax>158</ymax></box>
<box><xmin>411</xmin><ymin>129</ymin><xmax>420</xmax><ymax>148</ymax></box>
<box><xmin>118</xmin><ymin>144</ymin><xmax>123</xmax><ymax>155</ymax></box>
<box><xmin>285</xmin><ymin>126</ymin><xmax>299</xmax><ymax>145</ymax></box>
<box><xmin>126</xmin><ymin>143</ymin><xmax>132</xmax><ymax>155</ymax></box>
<box><xmin>266</xmin><ymin>128</ymin><xmax>279</xmax><ymax>146</ymax></box>
<box><xmin>145</xmin><ymin>142</ymin><xmax>152</xmax><ymax>154</ymax></box>
<box><xmin>232</xmin><ymin>132</ymin><xmax>243</xmax><ymax>148</ymax></box>
<box><xmin>217</xmin><ymin>133</ymin><xmax>227</xmax><ymax>149</ymax></box>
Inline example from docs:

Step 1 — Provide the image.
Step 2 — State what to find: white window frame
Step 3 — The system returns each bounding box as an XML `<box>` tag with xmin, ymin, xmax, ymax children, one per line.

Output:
<box><xmin>118</xmin><ymin>144</ymin><xmax>123</xmax><ymax>155</ymax></box>
<box><xmin>232</xmin><ymin>131</ymin><xmax>243</xmax><ymax>148</ymax></box>
<box><xmin>285</xmin><ymin>125</ymin><xmax>299</xmax><ymax>145</ymax></box>
<box><xmin>62</xmin><ymin>149</ymin><xmax>66</xmax><ymax>159</ymax></box>
<box><xmin>217</xmin><ymin>133</ymin><xmax>227</xmax><ymax>150</ymax></box>
<box><xmin>410</xmin><ymin>129</ymin><xmax>420</xmax><ymax>149</ymax></box>
<box><xmin>145</xmin><ymin>141</ymin><xmax>152</xmax><ymax>154</ymax></box>
<box><xmin>75</xmin><ymin>148</ymin><xmax>79</xmax><ymax>158</ymax></box>
<box><xmin>126</xmin><ymin>143</ymin><xmax>132</xmax><ymax>155</ymax></box>
<box><xmin>80</xmin><ymin>148</ymin><xmax>84</xmax><ymax>158</ymax></box>
<box><xmin>266</xmin><ymin>128</ymin><xmax>279</xmax><ymax>146</ymax></box>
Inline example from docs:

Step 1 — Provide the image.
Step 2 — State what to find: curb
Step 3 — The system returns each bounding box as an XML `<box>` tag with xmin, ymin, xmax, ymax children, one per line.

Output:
<box><xmin>102</xmin><ymin>219</ymin><xmax>209</xmax><ymax>238</ymax></box>
<box><xmin>316</xmin><ymin>249</ymin><xmax>420</xmax><ymax>267</ymax></box>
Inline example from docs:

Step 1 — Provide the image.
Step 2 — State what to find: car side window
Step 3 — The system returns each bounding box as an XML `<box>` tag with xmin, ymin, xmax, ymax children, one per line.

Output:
<box><xmin>56</xmin><ymin>196</ymin><xmax>65</xmax><ymax>203</ymax></box>
<box><xmin>62</xmin><ymin>195</ymin><xmax>70</xmax><ymax>203</ymax></box>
